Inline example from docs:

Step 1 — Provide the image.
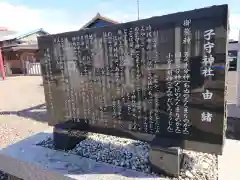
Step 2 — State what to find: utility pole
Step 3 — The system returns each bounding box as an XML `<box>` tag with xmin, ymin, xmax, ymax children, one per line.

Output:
<box><xmin>137</xmin><ymin>0</ymin><xmax>140</xmax><ymax>20</ymax></box>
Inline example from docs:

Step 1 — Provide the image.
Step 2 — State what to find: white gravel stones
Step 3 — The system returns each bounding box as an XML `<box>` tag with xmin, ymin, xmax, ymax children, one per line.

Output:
<box><xmin>69</xmin><ymin>133</ymin><xmax>151</xmax><ymax>173</ymax></box>
<box><xmin>37</xmin><ymin>133</ymin><xmax>218</xmax><ymax>180</ymax></box>
<box><xmin>179</xmin><ymin>150</ymin><xmax>218</xmax><ymax>180</ymax></box>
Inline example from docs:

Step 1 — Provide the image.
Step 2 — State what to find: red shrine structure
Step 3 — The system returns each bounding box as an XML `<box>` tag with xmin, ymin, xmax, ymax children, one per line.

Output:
<box><xmin>0</xmin><ymin>27</ymin><xmax>16</xmax><ymax>80</ymax></box>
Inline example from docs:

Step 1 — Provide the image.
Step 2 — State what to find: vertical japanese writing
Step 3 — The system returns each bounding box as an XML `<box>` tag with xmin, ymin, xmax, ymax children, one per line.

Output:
<box><xmin>146</xmin><ymin>25</ymin><xmax>154</xmax><ymax>133</ymax></box>
<box><xmin>103</xmin><ymin>31</ymin><xmax>110</xmax><ymax>127</ymax></box>
<box><xmin>74</xmin><ymin>35</ymin><xmax>83</xmax><ymax>123</ymax></box>
<box><xmin>152</xmin><ymin>30</ymin><xmax>160</xmax><ymax>133</ymax></box>
<box><xmin>107</xmin><ymin>31</ymin><xmax>118</xmax><ymax>128</ymax></box>
<box><xmin>71</xmin><ymin>36</ymin><xmax>79</xmax><ymax>122</ymax></box>
<box><xmin>201</xmin><ymin>28</ymin><xmax>215</xmax><ymax>123</ymax></box>
<box><xmin>79</xmin><ymin>35</ymin><xmax>88</xmax><ymax>123</ymax></box>
<box><xmin>202</xmin><ymin>29</ymin><xmax>215</xmax><ymax>77</ymax></box>
<box><xmin>85</xmin><ymin>35</ymin><xmax>91</xmax><ymax>124</ymax></box>
<box><xmin>134</xmin><ymin>26</ymin><xmax>142</xmax><ymax>131</ymax></box>
<box><xmin>63</xmin><ymin>38</ymin><xmax>76</xmax><ymax>122</ymax></box>
<box><xmin>98</xmin><ymin>56</ymin><xmax>105</xmax><ymax>126</ymax></box>
<box><xmin>202</xmin><ymin>29</ymin><xmax>215</xmax><ymax>78</ymax></box>
<box><xmin>88</xmin><ymin>33</ymin><xmax>97</xmax><ymax>125</ymax></box>
<box><xmin>97</xmin><ymin>35</ymin><xmax>106</xmax><ymax>126</ymax></box>
<box><xmin>112</xmin><ymin>31</ymin><xmax>122</xmax><ymax>127</ymax></box>
<box><xmin>174</xmin><ymin>52</ymin><xmax>181</xmax><ymax>134</ymax></box>
<box><xmin>166</xmin><ymin>53</ymin><xmax>174</xmax><ymax>132</ymax></box>
<box><xmin>69</xmin><ymin>38</ymin><xmax>78</xmax><ymax>122</ymax></box>
<box><xmin>44</xmin><ymin>47</ymin><xmax>54</xmax><ymax>116</ymax></box>
<box><xmin>139</xmin><ymin>26</ymin><xmax>147</xmax><ymax>133</ymax></box>
<box><xmin>128</xmin><ymin>27</ymin><xmax>138</xmax><ymax>131</ymax></box>
<box><xmin>58</xmin><ymin>37</ymin><xmax>72</xmax><ymax>120</ymax></box>
<box><xmin>182</xmin><ymin>19</ymin><xmax>191</xmax><ymax>135</ymax></box>
<box><xmin>113</xmin><ymin>34</ymin><xmax>122</xmax><ymax>127</ymax></box>
<box><xmin>54</xmin><ymin>37</ymin><xmax>68</xmax><ymax>119</ymax></box>
<box><xmin>117</xmin><ymin>29</ymin><xmax>125</xmax><ymax>128</ymax></box>
<box><xmin>122</xmin><ymin>28</ymin><xmax>133</xmax><ymax>130</ymax></box>
<box><xmin>57</xmin><ymin>37</ymin><xmax>71</xmax><ymax>120</ymax></box>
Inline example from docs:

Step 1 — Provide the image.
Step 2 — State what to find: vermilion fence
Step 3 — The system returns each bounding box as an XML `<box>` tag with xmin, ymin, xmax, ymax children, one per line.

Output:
<box><xmin>0</xmin><ymin>48</ymin><xmax>5</xmax><ymax>80</ymax></box>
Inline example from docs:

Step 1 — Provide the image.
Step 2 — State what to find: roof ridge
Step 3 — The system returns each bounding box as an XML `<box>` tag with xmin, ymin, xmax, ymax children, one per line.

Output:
<box><xmin>16</xmin><ymin>28</ymin><xmax>49</xmax><ymax>39</ymax></box>
<box><xmin>80</xmin><ymin>13</ymin><xmax>119</xmax><ymax>29</ymax></box>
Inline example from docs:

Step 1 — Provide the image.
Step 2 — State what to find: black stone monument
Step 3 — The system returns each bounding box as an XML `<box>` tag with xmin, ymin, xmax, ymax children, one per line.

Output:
<box><xmin>38</xmin><ymin>4</ymin><xmax>229</xmax><ymax>177</ymax></box>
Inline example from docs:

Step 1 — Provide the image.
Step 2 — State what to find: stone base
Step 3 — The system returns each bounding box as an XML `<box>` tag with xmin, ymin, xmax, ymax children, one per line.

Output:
<box><xmin>53</xmin><ymin>125</ymin><xmax>183</xmax><ymax>177</ymax></box>
<box><xmin>149</xmin><ymin>137</ymin><xmax>183</xmax><ymax>177</ymax></box>
<box><xmin>0</xmin><ymin>128</ymin><xmax>239</xmax><ymax>180</ymax></box>
<box><xmin>149</xmin><ymin>147</ymin><xmax>183</xmax><ymax>177</ymax></box>
<box><xmin>0</xmin><ymin>128</ymin><xmax>162</xmax><ymax>180</ymax></box>
<box><xmin>53</xmin><ymin>127</ymin><xmax>87</xmax><ymax>150</ymax></box>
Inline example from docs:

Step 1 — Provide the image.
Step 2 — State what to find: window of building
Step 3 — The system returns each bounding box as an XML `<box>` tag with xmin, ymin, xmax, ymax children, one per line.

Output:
<box><xmin>228</xmin><ymin>50</ymin><xmax>237</xmax><ymax>71</ymax></box>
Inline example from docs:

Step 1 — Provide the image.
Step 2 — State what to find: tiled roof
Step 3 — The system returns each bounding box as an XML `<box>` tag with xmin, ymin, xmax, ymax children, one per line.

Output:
<box><xmin>80</xmin><ymin>13</ymin><xmax>119</xmax><ymax>29</ymax></box>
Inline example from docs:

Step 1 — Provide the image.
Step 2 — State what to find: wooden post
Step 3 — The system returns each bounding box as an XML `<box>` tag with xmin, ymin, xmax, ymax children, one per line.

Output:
<box><xmin>19</xmin><ymin>53</ymin><xmax>26</xmax><ymax>75</ymax></box>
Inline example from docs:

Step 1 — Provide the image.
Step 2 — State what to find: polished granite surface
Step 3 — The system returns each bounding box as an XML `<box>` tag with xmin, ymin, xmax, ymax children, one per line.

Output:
<box><xmin>38</xmin><ymin>4</ymin><xmax>229</xmax><ymax>154</ymax></box>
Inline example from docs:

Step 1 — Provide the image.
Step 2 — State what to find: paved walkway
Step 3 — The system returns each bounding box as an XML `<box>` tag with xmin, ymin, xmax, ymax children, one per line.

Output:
<box><xmin>219</xmin><ymin>139</ymin><xmax>240</xmax><ymax>180</ymax></box>
<box><xmin>219</xmin><ymin>71</ymin><xmax>240</xmax><ymax>179</ymax></box>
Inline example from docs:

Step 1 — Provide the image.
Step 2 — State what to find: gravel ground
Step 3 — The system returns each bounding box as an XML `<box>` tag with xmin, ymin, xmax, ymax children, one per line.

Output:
<box><xmin>0</xmin><ymin>76</ymin><xmax>49</xmax><ymax>180</ymax></box>
<box><xmin>37</xmin><ymin>133</ymin><xmax>218</xmax><ymax>180</ymax></box>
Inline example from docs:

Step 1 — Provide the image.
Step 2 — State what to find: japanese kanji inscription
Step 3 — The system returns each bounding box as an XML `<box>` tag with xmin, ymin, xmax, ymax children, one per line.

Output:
<box><xmin>38</xmin><ymin>4</ymin><xmax>228</xmax><ymax>154</ymax></box>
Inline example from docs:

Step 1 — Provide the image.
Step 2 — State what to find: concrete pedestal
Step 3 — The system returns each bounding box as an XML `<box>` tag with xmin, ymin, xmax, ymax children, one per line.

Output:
<box><xmin>0</xmin><ymin>128</ymin><xmax>239</xmax><ymax>180</ymax></box>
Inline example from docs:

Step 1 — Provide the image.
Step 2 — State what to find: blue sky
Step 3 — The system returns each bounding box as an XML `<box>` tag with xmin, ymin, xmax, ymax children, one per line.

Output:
<box><xmin>0</xmin><ymin>0</ymin><xmax>239</xmax><ymax>39</ymax></box>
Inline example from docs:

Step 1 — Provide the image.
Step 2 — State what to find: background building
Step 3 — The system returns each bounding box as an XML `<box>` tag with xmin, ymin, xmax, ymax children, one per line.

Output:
<box><xmin>1</xmin><ymin>28</ymin><xmax>49</xmax><ymax>75</ymax></box>
<box><xmin>0</xmin><ymin>27</ymin><xmax>16</xmax><ymax>80</ymax></box>
<box><xmin>228</xmin><ymin>40</ymin><xmax>240</xmax><ymax>71</ymax></box>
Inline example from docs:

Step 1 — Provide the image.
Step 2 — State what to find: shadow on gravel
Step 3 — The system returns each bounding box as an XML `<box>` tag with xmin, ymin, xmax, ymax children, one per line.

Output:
<box><xmin>0</xmin><ymin>103</ymin><xmax>49</xmax><ymax>123</ymax></box>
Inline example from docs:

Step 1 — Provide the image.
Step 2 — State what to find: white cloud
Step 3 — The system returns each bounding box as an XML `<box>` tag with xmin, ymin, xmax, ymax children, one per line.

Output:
<box><xmin>0</xmin><ymin>1</ymin><xmax>163</xmax><ymax>35</ymax></box>
<box><xmin>0</xmin><ymin>2</ymin><xmax>81</xmax><ymax>34</ymax></box>
<box><xmin>0</xmin><ymin>1</ymin><xmax>239</xmax><ymax>41</ymax></box>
